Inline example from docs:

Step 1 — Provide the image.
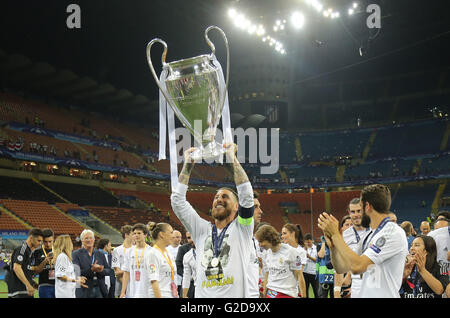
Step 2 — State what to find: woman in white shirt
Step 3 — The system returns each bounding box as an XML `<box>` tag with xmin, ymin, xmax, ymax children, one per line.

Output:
<box><xmin>281</xmin><ymin>223</ymin><xmax>307</xmax><ymax>297</ymax></box>
<box><xmin>146</xmin><ymin>222</ymin><xmax>178</xmax><ymax>298</ymax></box>
<box><xmin>53</xmin><ymin>235</ymin><xmax>87</xmax><ymax>298</ymax></box>
<box><xmin>256</xmin><ymin>224</ymin><xmax>303</xmax><ymax>298</ymax></box>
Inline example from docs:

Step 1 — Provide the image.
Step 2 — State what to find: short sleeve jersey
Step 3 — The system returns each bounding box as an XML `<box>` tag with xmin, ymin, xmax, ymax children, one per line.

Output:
<box><xmin>146</xmin><ymin>247</ymin><xmax>177</xmax><ymax>298</ymax></box>
<box><xmin>111</xmin><ymin>244</ymin><xmax>130</xmax><ymax>297</ymax></box>
<box><xmin>7</xmin><ymin>242</ymin><xmax>34</xmax><ymax>297</ymax></box>
<box><xmin>263</xmin><ymin>243</ymin><xmax>302</xmax><ymax>298</ymax></box>
<box><xmin>359</xmin><ymin>221</ymin><xmax>408</xmax><ymax>298</ymax></box>
<box><xmin>55</xmin><ymin>253</ymin><xmax>76</xmax><ymax>298</ymax></box>
<box><xmin>121</xmin><ymin>245</ymin><xmax>152</xmax><ymax>298</ymax></box>
<box><xmin>343</xmin><ymin>226</ymin><xmax>371</xmax><ymax>283</ymax></box>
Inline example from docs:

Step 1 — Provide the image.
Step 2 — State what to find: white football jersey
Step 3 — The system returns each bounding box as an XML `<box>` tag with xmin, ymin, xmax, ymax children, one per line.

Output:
<box><xmin>121</xmin><ymin>245</ymin><xmax>152</xmax><ymax>298</ymax></box>
<box><xmin>343</xmin><ymin>226</ymin><xmax>371</xmax><ymax>298</ymax></box>
<box><xmin>146</xmin><ymin>247</ymin><xmax>177</xmax><ymax>298</ymax></box>
<box><xmin>55</xmin><ymin>253</ymin><xmax>76</xmax><ymax>298</ymax></box>
<box><xmin>263</xmin><ymin>243</ymin><xmax>302</xmax><ymax>298</ymax></box>
<box><xmin>359</xmin><ymin>221</ymin><xmax>408</xmax><ymax>298</ymax></box>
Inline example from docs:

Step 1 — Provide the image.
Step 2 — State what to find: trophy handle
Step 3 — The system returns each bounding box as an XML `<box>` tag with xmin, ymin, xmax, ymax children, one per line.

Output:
<box><xmin>205</xmin><ymin>25</ymin><xmax>230</xmax><ymax>99</ymax></box>
<box><xmin>146</xmin><ymin>38</ymin><xmax>172</xmax><ymax>104</ymax></box>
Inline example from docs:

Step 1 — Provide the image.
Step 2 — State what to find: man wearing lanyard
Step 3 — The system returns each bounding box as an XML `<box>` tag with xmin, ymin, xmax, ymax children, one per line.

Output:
<box><xmin>31</xmin><ymin>228</ymin><xmax>55</xmax><ymax>298</ymax></box>
<box><xmin>120</xmin><ymin>223</ymin><xmax>152</xmax><ymax>298</ymax></box>
<box><xmin>171</xmin><ymin>143</ymin><xmax>255</xmax><ymax>298</ymax></box>
<box><xmin>341</xmin><ymin>198</ymin><xmax>371</xmax><ymax>298</ymax></box>
<box><xmin>318</xmin><ymin>184</ymin><xmax>408</xmax><ymax>298</ymax></box>
<box><xmin>72</xmin><ymin>229</ymin><xmax>106</xmax><ymax>298</ymax></box>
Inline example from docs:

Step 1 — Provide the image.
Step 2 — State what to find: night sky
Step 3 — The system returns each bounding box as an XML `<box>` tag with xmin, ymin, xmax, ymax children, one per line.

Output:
<box><xmin>1</xmin><ymin>0</ymin><xmax>449</xmax><ymax>106</ymax></box>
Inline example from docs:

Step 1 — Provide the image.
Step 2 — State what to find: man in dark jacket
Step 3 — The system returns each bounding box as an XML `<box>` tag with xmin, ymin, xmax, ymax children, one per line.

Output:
<box><xmin>96</xmin><ymin>238</ymin><xmax>116</xmax><ymax>298</ymax></box>
<box><xmin>72</xmin><ymin>229</ymin><xmax>106</xmax><ymax>298</ymax></box>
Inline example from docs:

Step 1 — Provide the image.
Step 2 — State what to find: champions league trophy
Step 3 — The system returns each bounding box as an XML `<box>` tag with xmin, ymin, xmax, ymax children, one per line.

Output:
<box><xmin>146</xmin><ymin>26</ymin><xmax>230</xmax><ymax>161</ymax></box>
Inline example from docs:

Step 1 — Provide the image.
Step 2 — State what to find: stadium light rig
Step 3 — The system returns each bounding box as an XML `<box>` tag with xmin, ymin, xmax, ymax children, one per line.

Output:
<box><xmin>228</xmin><ymin>8</ymin><xmax>286</xmax><ymax>55</ymax></box>
<box><xmin>227</xmin><ymin>1</ymin><xmax>363</xmax><ymax>54</ymax></box>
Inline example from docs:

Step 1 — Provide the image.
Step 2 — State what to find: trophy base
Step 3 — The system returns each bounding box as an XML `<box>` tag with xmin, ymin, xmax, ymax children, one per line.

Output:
<box><xmin>190</xmin><ymin>142</ymin><xmax>226</xmax><ymax>161</ymax></box>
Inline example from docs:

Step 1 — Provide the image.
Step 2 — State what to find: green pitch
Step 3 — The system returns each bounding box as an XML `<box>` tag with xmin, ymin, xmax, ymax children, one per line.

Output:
<box><xmin>0</xmin><ymin>279</ymin><xmax>39</xmax><ymax>298</ymax></box>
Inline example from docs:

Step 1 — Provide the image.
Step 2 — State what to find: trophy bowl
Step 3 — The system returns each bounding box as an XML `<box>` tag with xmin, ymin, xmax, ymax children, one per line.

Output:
<box><xmin>146</xmin><ymin>26</ymin><xmax>230</xmax><ymax>161</ymax></box>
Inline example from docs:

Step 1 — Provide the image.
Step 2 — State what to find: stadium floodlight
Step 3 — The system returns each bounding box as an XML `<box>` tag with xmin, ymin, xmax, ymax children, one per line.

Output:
<box><xmin>353</xmin><ymin>2</ymin><xmax>358</xmax><ymax>9</ymax></box>
<box><xmin>348</xmin><ymin>8</ymin><xmax>354</xmax><ymax>15</ymax></box>
<box><xmin>228</xmin><ymin>8</ymin><xmax>237</xmax><ymax>18</ymax></box>
<box><xmin>291</xmin><ymin>11</ymin><xmax>305</xmax><ymax>29</ymax></box>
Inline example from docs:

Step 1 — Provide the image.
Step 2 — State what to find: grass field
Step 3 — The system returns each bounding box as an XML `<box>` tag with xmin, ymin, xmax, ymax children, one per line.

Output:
<box><xmin>0</xmin><ymin>278</ymin><xmax>39</xmax><ymax>298</ymax></box>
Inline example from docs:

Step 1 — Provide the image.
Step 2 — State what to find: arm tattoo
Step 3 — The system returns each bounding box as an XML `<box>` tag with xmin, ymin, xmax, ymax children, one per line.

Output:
<box><xmin>231</xmin><ymin>157</ymin><xmax>249</xmax><ymax>186</ymax></box>
<box><xmin>179</xmin><ymin>162</ymin><xmax>194</xmax><ymax>185</ymax></box>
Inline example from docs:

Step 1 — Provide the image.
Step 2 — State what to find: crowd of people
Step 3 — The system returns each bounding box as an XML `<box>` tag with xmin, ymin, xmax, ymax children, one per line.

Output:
<box><xmin>2</xmin><ymin>144</ymin><xmax>449</xmax><ymax>298</ymax></box>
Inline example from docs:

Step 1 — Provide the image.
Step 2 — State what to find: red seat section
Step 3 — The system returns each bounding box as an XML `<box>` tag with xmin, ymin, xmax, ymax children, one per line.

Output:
<box><xmin>0</xmin><ymin>199</ymin><xmax>85</xmax><ymax>237</ymax></box>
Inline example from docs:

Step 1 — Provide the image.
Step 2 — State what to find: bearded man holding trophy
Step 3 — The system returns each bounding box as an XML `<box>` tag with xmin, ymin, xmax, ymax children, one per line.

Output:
<box><xmin>147</xmin><ymin>26</ymin><xmax>256</xmax><ymax>298</ymax></box>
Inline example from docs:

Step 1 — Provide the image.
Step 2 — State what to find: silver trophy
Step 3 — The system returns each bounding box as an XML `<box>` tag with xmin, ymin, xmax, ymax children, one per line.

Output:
<box><xmin>146</xmin><ymin>26</ymin><xmax>230</xmax><ymax>160</ymax></box>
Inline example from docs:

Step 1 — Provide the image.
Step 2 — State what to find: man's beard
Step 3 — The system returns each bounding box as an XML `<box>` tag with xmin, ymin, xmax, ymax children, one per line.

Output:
<box><xmin>213</xmin><ymin>206</ymin><xmax>233</xmax><ymax>221</ymax></box>
<box><xmin>361</xmin><ymin>204</ymin><xmax>371</xmax><ymax>228</ymax></box>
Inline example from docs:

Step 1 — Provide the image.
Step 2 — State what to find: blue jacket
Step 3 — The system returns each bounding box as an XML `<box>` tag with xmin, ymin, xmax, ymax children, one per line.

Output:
<box><xmin>97</xmin><ymin>250</ymin><xmax>116</xmax><ymax>298</ymax></box>
<box><xmin>72</xmin><ymin>248</ymin><xmax>111</xmax><ymax>298</ymax></box>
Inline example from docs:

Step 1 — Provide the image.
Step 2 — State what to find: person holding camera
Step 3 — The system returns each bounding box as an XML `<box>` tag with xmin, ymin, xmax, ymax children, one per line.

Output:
<box><xmin>31</xmin><ymin>228</ymin><xmax>55</xmax><ymax>298</ymax></box>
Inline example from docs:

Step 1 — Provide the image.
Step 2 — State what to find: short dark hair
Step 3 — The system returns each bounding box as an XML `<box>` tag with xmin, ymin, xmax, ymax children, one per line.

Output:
<box><xmin>216</xmin><ymin>187</ymin><xmax>238</xmax><ymax>203</ymax></box>
<box><xmin>42</xmin><ymin>228</ymin><xmax>54</xmax><ymax>239</ymax></box>
<box><xmin>304</xmin><ymin>233</ymin><xmax>313</xmax><ymax>241</ymax></box>
<box><xmin>340</xmin><ymin>215</ymin><xmax>352</xmax><ymax>229</ymax></box>
<box><xmin>436</xmin><ymin>210</ymin><xmax>450</xmax><ymax>220</ymax></box>
<box><xmin>348</xmin><ymin>198</ymin><xmax>361</xmax><ymax>211</ymax></box>
<box><xmin>401</xmin><ymin>221</ymin><xmax>413</xmax><ymax>235</ymax></box>
<box><xmin>97</xmin><ymin>238</ymin><xmax>110</xmax><ymax>250</ymax></box>
<box><xmin>132</xmin><ymin>223</ymin><xmax>148</xmax><ymax>235</ymax></box>
<box><xmin>29</xmin><ymin>228</ymin><xmax>44</xmax><ymax>238</ymax></box>
<box><xmin>361</xmin><ymin>184</ymin><xmax>391</xmax><ymax>213</ymax></box>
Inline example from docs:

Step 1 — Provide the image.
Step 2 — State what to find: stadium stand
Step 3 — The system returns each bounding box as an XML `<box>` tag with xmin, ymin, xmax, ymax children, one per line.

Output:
<box><xmin>40</xmin><ymin>180</ymin><xmax>125</xmax><ymax>207</ymax></box>
<box><xmin>0</xmin><ymin>199</ymin><xmax>85</xmax><ymax>238</ymax></box>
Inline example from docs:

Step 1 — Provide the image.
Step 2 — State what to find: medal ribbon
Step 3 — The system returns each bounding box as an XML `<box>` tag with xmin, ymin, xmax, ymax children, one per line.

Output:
<box><xmin>154</xmin><ymin>245</ymin><xmax>175</xmax><ymax>281</ymax></box>
<box><xmin>212</xmin><ymin>223</ymin><xmax>231</xmax><ymax>258</ymax></box>
<box><xmin>362</xmin><ymin>217</ymin><xmax>391</xmax><ymax>253</ymax></box>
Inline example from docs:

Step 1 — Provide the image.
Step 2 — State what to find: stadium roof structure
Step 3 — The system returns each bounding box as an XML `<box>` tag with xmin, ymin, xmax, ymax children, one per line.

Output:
<box><xmin>0</xmin><ymin>50</ymin><xmax>158</xmax><ymax>123</ymax></box>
